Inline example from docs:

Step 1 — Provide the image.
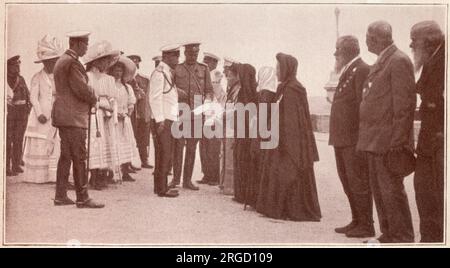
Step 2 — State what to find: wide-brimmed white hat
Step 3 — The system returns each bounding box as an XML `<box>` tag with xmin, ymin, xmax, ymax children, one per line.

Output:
<box><xmin>34</xmin><ymin>34</ymin><xmax>64</xmax><ymax>64</ymax></box>
<box><xmin>110</xmin><ymin>55</ymin><xmax>137</xmax><ymax>83</ymax></box>
<box><xmin>82</xmin><ymin>40</ymin><xmax>120</xmax><ymax>65</ymax></box>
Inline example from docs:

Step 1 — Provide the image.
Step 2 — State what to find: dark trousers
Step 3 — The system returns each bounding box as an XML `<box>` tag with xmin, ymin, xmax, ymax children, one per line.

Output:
<box><xmin>173</xmin><ymin>137</ymin><xmax>199</xmax><ymax>184</ymax></box>
<box><xmin>200</xmin><ymin>137</ymin><xmax>221</xmax><ymax>182</ymax></box>
<box><xmin>132</xmin><ymin>116</ymin><xmax>151</xmax><ymax>164</ymax></box>
<box><xmin>334</xmin><ymin>146</ymin><xmax>373</xmax><ymax>225</ymax></box>
<box><xmin>366</xmin><ymin>152</ymin><xmax>414</xmax><ymax>242</ymax></box>
<box><xmin>154</xmin><ymin>120</ymin><xmax>174</xmax><ymax>195</ymax></box>
<box><xmin>6</xmin><ymin>116</ymin><xmax>27</xmax><ymax>170</ymax></box>
<box><xmin>414</xmin><ymin>147</ymin><xmax>444</xmax><ymax>243</ymax></box>
<box><xmin>55</xmin><ymin>127</ymin><xmax>89</xmax><ymax>202</ymax></box>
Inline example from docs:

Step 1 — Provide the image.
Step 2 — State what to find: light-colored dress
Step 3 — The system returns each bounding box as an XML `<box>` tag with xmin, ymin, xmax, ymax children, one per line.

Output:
<box><xmin>87</xmin><ymin>69</ymin><xmax>121</xmax><ymax>180</ymax></box>
<box><xmin>23</xmin><ymin>69</ymin><xmax>59</xmax><ymax>183</ymax></box>
<box><xmin>115</xmin><ymin>81</ymin><xmax>140</xmax><ymax>167</ymax></box>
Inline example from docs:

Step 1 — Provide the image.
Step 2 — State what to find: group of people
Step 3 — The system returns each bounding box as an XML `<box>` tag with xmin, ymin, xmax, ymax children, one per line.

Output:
<box><xmin>5</xmin><ymin>17</ymin><xmax>444</xmax><ymax>243</ymax></box>
<box><xmin>329</xmin><ymin>20</ymin><xmax>444</xmax><ymax>244</ymax></box>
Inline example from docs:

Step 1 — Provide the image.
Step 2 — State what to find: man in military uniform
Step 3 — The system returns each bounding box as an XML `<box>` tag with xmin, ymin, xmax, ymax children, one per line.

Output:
<box><xmin>329</xmin><ymin>36</ymin><xmax>373</xmax><ymax>238</ymax></box>
<box><xmin>149</xmin><ymin>45</ymin><xmax>181</xmax><ymax>198</ymax></box>
<box><xmin>6</xmin><ymin>55</ymin><xmax>31</xmax><ymax>176</ymax></box>
<box><xmin>169</xmin><ymin>42</ymin><xmax>213</xmax><ymax>190</ymax></box>
<box><xmin>127</xmin><ymin>54</ymin><xmax>153</xmax><ymax>169</ymax></box>
<box><xmin>410</xmin><ymin>21</ymin><xmax>445</xmax><ymax>243</ymax></box>
<box><xmin>52</xmin><ymin>31</ymin><xmax>104</xmax><ymax>208</ymax></box>
<box><xmin>197</xmin><ymin>52</ymin><xmax>224</xmax><ymax>186</ymax></box>
<box><xmin>152</xmin><ymin>55</ymin><xmax>162</xmax><ymax>68</ymax></box>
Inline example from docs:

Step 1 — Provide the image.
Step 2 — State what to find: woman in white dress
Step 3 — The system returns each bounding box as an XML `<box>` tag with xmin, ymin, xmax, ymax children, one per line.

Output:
<box><xmin>83</xmin><ymin>41</ymin><xmax>121</xmax><ymax>190</ymax></box>
<box><xmin>23</xmin><ymin>35</ymin><xmax>63</xmax><ymax>183</ymax></box>
<box><xmin>108</xmin><ymin>56</ymin><xmax>140</xmax><ymax>182</ymax></box>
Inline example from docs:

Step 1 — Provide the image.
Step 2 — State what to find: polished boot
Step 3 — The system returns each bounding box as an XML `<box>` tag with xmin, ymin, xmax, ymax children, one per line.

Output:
<box><xmin>346</xmin><ymin>224</ymin><xmax>375</xmax><ymax>238</ymax></box>
<box><xmin>126</xmin><ymin>163</ymin><xmax>137</xmax><ymax>174</ymax></box>
<box><xmin>335</xmin><ymin>221</ymin><xmax>358</xmax><ymax>234</ymax></box>
<box><xmin>54</xmin><ymin>197</ymin><xmax>75</xmax><ymax>206</ymax></box>
<box><xmin>346</xmin><ymin>194</ymin><xmax>375</xmax><ymax>238</ymax></box>
<box><xmin>168</xmin><ymin>179</ymin><xmax>180</xmax><ymax>189</ymax></box>
<box><xmin>183</xmin><ymin>181</ymin><xmax>199</xmax><ymax>191</ymax></box>
<box><xmin>158</xmin><ymin>189</ymin><xmax>179</xmax><ymax>198</ymax></box>
<box><xmin>197</xmin><ymin>176</ymin><xmax>210</xmax><ymax>184</ymax></box>
<box><xmin>76</xmin><ymin>198</ymin><xmax>105</xmax><ymax>209</ymax></box>
<box><xmin>122</xmin><ymin>172</ymin><xmax>136</xmax><ymax>182</ymax></box>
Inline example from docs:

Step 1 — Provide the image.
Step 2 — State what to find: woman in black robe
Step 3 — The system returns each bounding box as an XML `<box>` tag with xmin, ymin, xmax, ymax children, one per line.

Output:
<box><xmin>256</xmin><ymin>53</ymin><xmax>321</xmax><ymax>221</ymax></box>
<box><xmin>231</xmin><ymin>63</ymin><xmax>257</xmax><ymax>203</ymax></box>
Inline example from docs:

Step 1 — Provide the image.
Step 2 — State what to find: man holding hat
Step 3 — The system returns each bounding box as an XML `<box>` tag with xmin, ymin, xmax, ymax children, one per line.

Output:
<box><xmin>6</xmin><ymin>54</ymin><xmax>31</xmax><ymax>176</ymax></box>
<box><xmin>170</xmin><ymin>42</ymin><xmax>214</xmax><ymax>190</ymax></box>
<box><xmin>410</xmin><ymin>20</ymin><xmax>445</xmax><ymax>243</ymax></box>
<box><xmin>148</xmin><ymin>44</ymin><xmax>181</xmax><ymax>198</ymax></box>
<box><xmin>128</xmin><ymin>54</ymin><xmax>154</xmax><ymax>169</ymax></box>
<box><xmin>52</xmin><ymin>31</ymin><xmax>104</xmax><ymax>208</ymax></box>
<box><xmin>198</xmin><ymin>52</ymin><xmax>225</xmax><ymax>186</ymax></box>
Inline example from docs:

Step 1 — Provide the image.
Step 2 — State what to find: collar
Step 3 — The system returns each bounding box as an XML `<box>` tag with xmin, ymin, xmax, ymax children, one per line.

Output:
<box><xmin>341</xmin><ymin>56</ymin><xmax>361</xmax><ymax>74</ymax></box>
<box><xmin>376</xmin><ymin>43</ymin><xmax>395</xmax><ymax>63</ymax></box>
<box><xmin>66</xmin><ymin>49</ymin><xmax>79</xmax><ymax>60</ymax></box>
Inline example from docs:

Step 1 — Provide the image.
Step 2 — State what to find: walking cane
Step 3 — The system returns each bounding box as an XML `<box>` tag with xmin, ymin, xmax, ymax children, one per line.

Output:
<box><xmin>86</xmin><ymin>107</ymin><xmax>91</xmax><ymax>181</ymax></box>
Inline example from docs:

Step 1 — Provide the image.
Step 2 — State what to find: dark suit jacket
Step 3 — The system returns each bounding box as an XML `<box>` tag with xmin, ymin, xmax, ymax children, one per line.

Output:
<box><xmin>357</xmin><ymin>45</ymin><xmax>416</xmax><ymax>154</ymax></box>
<box><xmin>416</xmin><ymin>42</ymin><xmax>445</xmax><ymax>157</ymax></box>
<box><xmin>329</xmin><ymin>58</ymin><xmax>369</xmax><ymax>147</ymax></box>
<box><xmin>52</xmin><ymin>50</ymin><xmax>97</xmax><ymax>129</ymax></box>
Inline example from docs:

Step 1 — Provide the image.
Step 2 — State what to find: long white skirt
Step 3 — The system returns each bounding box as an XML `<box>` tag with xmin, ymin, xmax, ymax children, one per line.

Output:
<box><xmin>88</xmin><ymin>111</ymin><xmax>121</xmax><ymax>181</ymax></box>
<box><xmin>23</xmin><ymin>130</ymin><xmax>59</xmax><ymax>183</ymax></box>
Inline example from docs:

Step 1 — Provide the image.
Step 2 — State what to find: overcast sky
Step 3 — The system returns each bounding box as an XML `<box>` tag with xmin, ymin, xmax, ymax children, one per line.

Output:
<box><xmin>6</xmin><ymin>3</ymin><xmax>446</xmax><ymax>97</ymax></box>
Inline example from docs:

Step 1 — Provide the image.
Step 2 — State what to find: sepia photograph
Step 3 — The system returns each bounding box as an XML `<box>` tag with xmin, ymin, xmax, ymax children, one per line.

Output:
<box><xmin>0</xmin><ymin>0</ymin><xmax>448</xmax><ymax>248</ymax></box>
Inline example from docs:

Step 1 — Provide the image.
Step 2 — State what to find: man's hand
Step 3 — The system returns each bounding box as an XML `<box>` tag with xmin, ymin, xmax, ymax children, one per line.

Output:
<box><xmin>38</xmin><ymin>114</ymin><xmax>47</xmax><ymax>124</ymax></box>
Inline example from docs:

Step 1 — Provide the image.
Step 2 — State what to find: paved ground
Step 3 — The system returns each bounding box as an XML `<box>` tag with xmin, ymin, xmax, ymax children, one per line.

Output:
<box><xmin>3</xmin><ymin>133</ymin><xmax>420</xmax><ymax>246</ymax></box>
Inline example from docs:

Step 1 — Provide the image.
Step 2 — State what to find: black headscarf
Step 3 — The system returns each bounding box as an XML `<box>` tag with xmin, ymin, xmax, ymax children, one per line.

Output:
<box><xmin>229</xmin><ymin>63</ymin><xmax>257</xmax><ymax>104</ymax></box>
<box><xmin>275</xmin><ymin>53</ymin><xmax>305</xmax><ymax>100</ymax></box>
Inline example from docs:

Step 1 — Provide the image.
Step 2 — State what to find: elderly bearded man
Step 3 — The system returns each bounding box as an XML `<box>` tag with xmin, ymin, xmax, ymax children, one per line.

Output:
<box><xmin>410</xmin><ymin>21</ymin><xmax>445</xmax><ymax>243</ymax></box>
<box><xmin>329</xmin><ymin>35</ymin><xmax>373</xmax><ymax>238</ymax></box>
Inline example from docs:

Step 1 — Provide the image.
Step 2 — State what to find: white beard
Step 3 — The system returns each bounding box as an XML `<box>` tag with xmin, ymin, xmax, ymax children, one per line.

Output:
<box><xmin>412</xmin><ymin>48</ymin><xmax>430</xmax><ymax>73</ymax></box>
<box><xmin>334</xmin><ymin>58</ymin><xmax>345</xmax><ymax>73</ymax></box>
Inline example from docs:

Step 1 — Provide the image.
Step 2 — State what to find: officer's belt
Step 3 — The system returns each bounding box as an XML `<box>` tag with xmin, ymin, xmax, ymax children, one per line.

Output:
<box><xmin>12</xmin><ymin>100</ymin><xmax>27</xmax><ymax>105</ymax></box>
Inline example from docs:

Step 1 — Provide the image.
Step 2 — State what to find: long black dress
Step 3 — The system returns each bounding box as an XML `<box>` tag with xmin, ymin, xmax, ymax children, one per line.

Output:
<box><xmin>256</xmin><ymin>53</ymin><xmax>321</xmax><ymax>221</ymax></box>
<box><xmin>232</xmin><ymin>64</ymin><xmax>257</xmax><ymax>203</ymax></box>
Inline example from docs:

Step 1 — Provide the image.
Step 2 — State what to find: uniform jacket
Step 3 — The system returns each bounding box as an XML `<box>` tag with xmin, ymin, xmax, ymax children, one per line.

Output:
<box><xmin>174</xmin><ymin>62</ymin><xmax>213</xmax><ymax>110</ymax></box>
<box><xmin>148</xmin><ymin>61</ymin><xmax>178</xmax><ymax>122</ymax></box>
<box><xmin>329</xmin><ymin>58</ymin><xmax>370</xmax><ymax>147</ymax></box>
<box><xmin>25</xmin><ymin>69</ymin><xmax>57</xmax><ymax>139</ymax></box>
<box><xmin>357</xmin><ymin>45</ymin><xmax>416</xmax><ymax>154</ymax></box>
<box><xmin>7</xmin><ymin>75</ymin><xmax>31</xmax><ymax>120</ymax></box>
<box><xmin>52</xmin><ymin>49</ymin><xmax>97</xmax><ymax>129</ymax></box>
<box><xmin>132</xmin><ymin>74</ymin><xmax>152</xmax><ymax>122</ymax></box>
<box><xmin>416</xmin><ymin>42</ymin><xmax>445</xmax><ymax>157</ymax></box>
